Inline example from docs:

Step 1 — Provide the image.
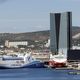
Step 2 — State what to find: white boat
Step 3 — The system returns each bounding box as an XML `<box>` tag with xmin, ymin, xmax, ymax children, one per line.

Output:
<box><xmin>0</xmin><ymin>53</ymin><xmax>45</xmax><ymax>69</ymax></box>
<box><xmin>49</xmin><ymin>53</ymin><xmax>67</xmax><ymax>67</ymax></box>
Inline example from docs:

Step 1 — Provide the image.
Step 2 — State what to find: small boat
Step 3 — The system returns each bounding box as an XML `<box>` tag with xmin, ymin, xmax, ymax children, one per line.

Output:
<box><xmin>0</xmin><ymin>53</ymin><xmax>45</xmax><ymax>69</ymax></box>
<box><xmin>49</xmin><ymin>53</ymin><xmax>67</xmax><ymax>68</ymax></box>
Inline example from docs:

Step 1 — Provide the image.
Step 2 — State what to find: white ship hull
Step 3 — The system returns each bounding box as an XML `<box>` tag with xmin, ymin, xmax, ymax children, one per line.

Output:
<box><xmin>0</xmin><ymin>53</ymin><xmax>45</xmax><ymax>69</ymax></box>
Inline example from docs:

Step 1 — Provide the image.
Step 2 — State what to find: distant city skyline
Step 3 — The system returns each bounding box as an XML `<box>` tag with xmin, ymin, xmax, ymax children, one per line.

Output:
<box><xmin>0</xmin><ymin>0</ymin><xmax>80</xmax><ymax>32</ymax></box>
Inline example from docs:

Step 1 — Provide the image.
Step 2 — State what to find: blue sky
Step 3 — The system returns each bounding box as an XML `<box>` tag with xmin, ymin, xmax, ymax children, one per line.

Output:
<box><xmin>0</xmin><ymin>0</ymin><xmax>80</xmax><ymax>33</ymax></box>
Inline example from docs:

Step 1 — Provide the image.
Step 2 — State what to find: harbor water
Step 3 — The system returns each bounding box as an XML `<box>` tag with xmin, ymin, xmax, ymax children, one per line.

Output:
<box><xmin>0</xmin><ymin>68</ymin><xmax>80</xmax><ymax>80</ymax></box>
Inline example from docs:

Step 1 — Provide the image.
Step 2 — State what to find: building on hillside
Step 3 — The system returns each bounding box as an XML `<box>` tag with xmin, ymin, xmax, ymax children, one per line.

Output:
<box><xmin>50</xmin><ymin>12</ymin><xmax>72</xmax><ymax>55</ymax></box>
<box><xmin>5</xmin><ymin>40</ymin><xmax>28</xmax><ymax>48</ymax></box>
<box><xmin>45</xmin><ymin>39</ymin><xmax>50</xmax><ymax>48</ymax></box>
<box><xmin>68</xmin><ymin>50</ymin><xmax>80</xmax><ymax>61</ymax></box>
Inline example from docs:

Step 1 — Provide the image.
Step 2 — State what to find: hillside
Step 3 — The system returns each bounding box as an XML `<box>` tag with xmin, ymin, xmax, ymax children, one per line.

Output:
<box><xmin>72</xmin><ymin>26</ymin><xmax>80</xmax><ymax>36</ymax></box>
<box><xmin>0</xmin><ymin>26</ymin><xmax>80</xmax><ymax>45</ymax></box>
<box><xmin>0</xmin><ymin>30</ymin><xmax>50</xmax><ymax>45</ymax></box>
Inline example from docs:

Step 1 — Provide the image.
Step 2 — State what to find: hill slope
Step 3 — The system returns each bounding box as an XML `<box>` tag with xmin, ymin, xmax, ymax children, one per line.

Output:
<box><xmin>0</xmin><ymin>26</ymin><xmax>80</xmax><ymax>45</ymax></box>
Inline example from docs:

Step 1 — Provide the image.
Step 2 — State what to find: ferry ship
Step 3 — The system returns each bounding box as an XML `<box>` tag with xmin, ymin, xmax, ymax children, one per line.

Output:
<box><xmin>49</xmin><ymin>53</ymin><xmax>67</xmax><ymax>68</ymax></box>
<box><xmin>0</xmin><ymin>53</ymin><xmax>45</xmax><ymax>69</ymax></box>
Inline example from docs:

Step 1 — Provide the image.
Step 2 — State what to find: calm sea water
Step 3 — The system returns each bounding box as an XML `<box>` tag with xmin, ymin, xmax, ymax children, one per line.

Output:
<box><xmin>0</xmin><ymin>68</ymin><xmax>80</xmax><ymax>80</ymax></box>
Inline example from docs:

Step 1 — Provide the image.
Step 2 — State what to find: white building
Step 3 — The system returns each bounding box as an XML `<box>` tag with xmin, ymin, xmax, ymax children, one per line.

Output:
<box><xmin>45</xmin><ymin>39</ymin><xmax>50</xmax><ymax>47</ymax></box>
<box><xmin>5</xmin><ymin>40</ymin><xmax>28</xmax><ymax>48</ymax></box>
<box><xmin>72</xmin><ymin>46</ymin><xmax>80</xmax><ymax>50</ymax></box>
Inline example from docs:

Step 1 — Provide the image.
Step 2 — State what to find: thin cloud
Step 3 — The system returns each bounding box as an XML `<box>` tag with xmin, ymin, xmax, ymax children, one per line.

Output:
<box><xmin>0</xmin><ymin>0</ymin><xmax>7</xmax><ymax>4</ymax></box>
